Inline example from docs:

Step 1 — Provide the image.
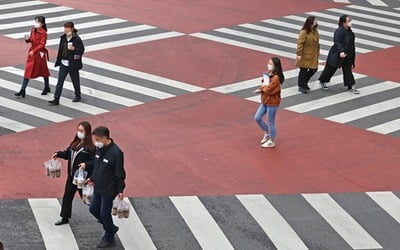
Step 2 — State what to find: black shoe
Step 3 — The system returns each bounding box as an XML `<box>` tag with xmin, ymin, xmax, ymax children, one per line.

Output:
<box><xmin>48</xmin><ymin>99</ymin><xmax>60</xmax><ymax>105</ymax></box>
<box><xmin>54</xmin><ymin>218</ymin><xmax>69</xmax><ymax>226</ymax></box>
<box><xmin>113</xmin><ymin>225</ymin><xmax>119</xmax><ymax>234</ymax></box>
<box><xmin>41</xmin><ymin>87</ymin><xmax>51</xmax><ymax>95</ymax></box>
<box><xmin>72</xmin><ymin>96</ymin><xmax>81</xmax><ymax>103</ymax></box>
<box><xmin>305</xmin><ymin>85</ymin><xmax>310</xmax><ymax>91</ymax></box>
<box><xmin>298</xmin><ymin>87</ymin><xmax>308</xmax><ymax>94</ymax></box>
<box><xmin>14</xmin><ymin>89</ymin><xmax>26</xmax><ymax>98</ymax></box>
<box><xmin>96</xmin><ymin>239</ymin><xmax>116</xmax><ymax>248</ymax></box>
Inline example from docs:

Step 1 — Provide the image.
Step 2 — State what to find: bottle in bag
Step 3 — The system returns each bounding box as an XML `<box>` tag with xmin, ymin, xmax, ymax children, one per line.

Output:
<box><xmin>112</xmin><ymin>199</ymin><xmax>119</xmax><ymax>216</ymax></box>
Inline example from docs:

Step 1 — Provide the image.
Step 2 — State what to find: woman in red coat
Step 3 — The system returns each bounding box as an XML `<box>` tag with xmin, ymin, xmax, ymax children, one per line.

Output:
<box><xmin>15</xmin><ymin>16</ymin><xmax>51</xmax><ymax>98</ymax></box>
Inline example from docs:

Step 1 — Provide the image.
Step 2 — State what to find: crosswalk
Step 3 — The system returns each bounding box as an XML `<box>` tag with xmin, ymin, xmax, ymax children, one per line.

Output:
<box><xmin>0</xmin><ymin>0</ymin><xmax>183</xmax><ymax>52</ymax></box>
<box><xmin>1</xmin><ymin>192</ymin><xmax>400</xmax><ymax>249</ymax></box>
<box><xmin>191</xmin><ymin>4</ymin><xmax>400</xmax><ymax>61</ymax></box>
<box><xmin>332</xmin><ymin>0</ymin><xmax>400</xmax><ymax>8</ymax></box>
<box><xmin>211</xmin><ymin>67</ymin><xmax>400</xmax><ymax>137</ymax></box>
<box><xmin>0</xmin><ymin>58</ymin><xmax>204</xmax><ymax>135</ymax></box>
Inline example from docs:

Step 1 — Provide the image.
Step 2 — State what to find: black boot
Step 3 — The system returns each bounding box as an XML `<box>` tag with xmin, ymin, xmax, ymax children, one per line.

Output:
<box><xmin>41</xmin><ymin>87</ymin><xmax>51</xmax><ymax>95</ymax></box>
<box><xmin>48</xmin><ymin>99</ymin><xmax>60</xmax><ymax>105</ymax></box>
<box><xmin>54</xmin><ymin>218</ymin><xmax>69</xmax><ymax>226</ymax></box>
<box><xmin>72</xmin><ymin>96</ymin><xmax>81</xmax><ymax>103</ymax></box>
<box><xmin>14</xmin><ymin>89</ymin><xmax>26</xmax><ymax>98</ymax></box>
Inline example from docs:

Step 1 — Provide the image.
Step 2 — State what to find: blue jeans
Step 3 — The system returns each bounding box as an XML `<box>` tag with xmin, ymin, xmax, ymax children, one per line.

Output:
<box><xmin>89</xmin><ymin>193</ymin><xmax>116</xmax><ymax>242</ymax></box>
<box><xmin>254</xmin><ymin>104</ymin><xmax>278</xmax><ymax>139</ymax></box>
<box><xmin>54</xmin><ymin>64</ymin><xmax>81</xmax><ymax>100</ymax></box>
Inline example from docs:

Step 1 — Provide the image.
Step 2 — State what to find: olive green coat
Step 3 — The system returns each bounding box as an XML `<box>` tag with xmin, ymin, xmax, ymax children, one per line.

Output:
<box><xmin>296</xmin><ymin>29</ymin><xmax>320</xmax><ymax>69</ymax></box>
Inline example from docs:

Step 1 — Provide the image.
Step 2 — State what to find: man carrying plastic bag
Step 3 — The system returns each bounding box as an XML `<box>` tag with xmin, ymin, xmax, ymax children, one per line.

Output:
<box><xmin>87</xmin><ymin>126</ymin><xmax>126</xmax><ymax>249</ymax></box>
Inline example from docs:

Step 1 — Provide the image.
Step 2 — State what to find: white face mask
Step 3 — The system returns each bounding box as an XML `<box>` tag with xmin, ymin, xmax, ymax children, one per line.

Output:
<box><xmin>95</xmin><ymin>141</ymin><xmax>104</xmax><ymax>149</ymax></box>
<box><xmin>347</xmin><ymin>22</ymin><xmax>352</xmax><ymax>27</ymax></box>
<box><xmin>77</xmin><ymin>131</ymin><xmax>85</xmax><ymax>140</ymax></box>
<box><xmin>267</xmin><ymin>64</ymin><xmax>274</xmax><ymax>71</ymax></box>
<box><xmin>34</xmin><ymin>22</ymin><xmax>41</xmax><ymax>28</ymax></box>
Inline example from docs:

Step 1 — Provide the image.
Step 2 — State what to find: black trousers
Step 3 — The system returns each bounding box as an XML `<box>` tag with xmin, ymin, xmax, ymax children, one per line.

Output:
<box><xmin>319</xmin><ymin>57</ymin><xmax>355</xmax><ymax>87</ymax></box>
<box><xmin>298</xmin><ymin>68</ymin><xmax>317</xmax><ymax>88</ymax></box>
<box><xmin>54</xmin><ymin>64</ymin><xmax>81</xmax><ymax>100</ymax></box>
<box><xmin>60</xmin><ymin>175</ymin><xmax>82</xmax><ymax>219</ymax></box>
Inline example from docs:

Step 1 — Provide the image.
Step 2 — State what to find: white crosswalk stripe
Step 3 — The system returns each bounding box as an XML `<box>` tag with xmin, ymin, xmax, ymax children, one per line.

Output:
<box><xmin>211</xmin><ymin>67</ymin><xmax>400</xmax><ymax>136</ymax></box>
<box><xmin>0</xmin><ymin>58</ymin><xmax>201</xmax><ymax>134</ymax></box>
<box><xmin>0</xmin><ymin>1</ymin><xmax>184</xmax><ymax>52</ymax></box>
<box><xmin>303</xmin><ymin>193</ymin><xmax>382</xmax><ymax>249</ymax></box>
<box><xmin>191</xmin><ymin>4</ymin><xmax>400</xmax><ymax>60</ymax></box>
<box><xmin>334</xmin><ymin>0</ymin><xmax>400</xmax><ymax>7</ymax></box>
<box><xmin>3</xmin><ymin>193</ymin><xmax>400</xmax><ymax>249</ymax></box>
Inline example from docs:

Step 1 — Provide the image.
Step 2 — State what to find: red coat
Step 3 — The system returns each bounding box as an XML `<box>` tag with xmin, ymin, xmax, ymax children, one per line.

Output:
<box><xmin>24</xmin><ymin>28</ymin><xmax>50</xmax><ymax>79</ymax></box>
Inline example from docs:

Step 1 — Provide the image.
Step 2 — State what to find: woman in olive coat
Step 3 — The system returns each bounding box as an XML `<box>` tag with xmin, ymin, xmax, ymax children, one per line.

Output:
<box><xmin>296</xmin><ymin>16</ymin><xmax>320</xmax><ymax>93</ymax></box>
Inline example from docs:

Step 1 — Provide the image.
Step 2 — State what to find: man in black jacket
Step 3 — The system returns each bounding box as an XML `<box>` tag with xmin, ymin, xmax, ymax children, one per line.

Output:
<box><xmin>89</xmin><ymin>126</ymin><xmax>126</xmax><ymax>248</ymax></box>
<box><xmin>319</xmin><ymin>15</ymin><xmax>359</xmax><ymax>94</ymax></box>
<box><xmin>49</xmin><ymin>22</ymin><xmax>84</xmax><ymax>105</ymax></box>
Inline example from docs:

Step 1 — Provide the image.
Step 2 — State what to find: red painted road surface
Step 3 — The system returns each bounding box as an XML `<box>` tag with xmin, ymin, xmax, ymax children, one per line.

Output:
<box><xmin>1</xmin><ymin>91</ymin><xmax>399</xmax><ymax>199</ymax></box>
<box><xmin>86</xmin><ymin>36</ymin><xmax>296</xmax><ymax>88</ymax></box>
<box><xmin>45</xmin><ymin>0</ymin><xmax>344</xmax><ymax>33</ymax></box>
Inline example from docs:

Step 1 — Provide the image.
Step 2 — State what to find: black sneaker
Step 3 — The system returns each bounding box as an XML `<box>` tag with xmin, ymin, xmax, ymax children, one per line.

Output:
<box><xmin>319</xmin><ymin>82</ymin><xmax>329</xmax><ymax>90</ymax></box>
<box><xmin>72</xmin><ymin>96</ymin><xmax>81</xmax><ymax>103</ymax></box>
<box><xmin>96</xmin><ymin>239</ymin><xmax>116</xmax><ymax>248</ymax></box>
<box><xmin>54</xmin><ymin>218</ymin><xmax>69</xmax><ymax>226</ymax></box>
<box><xmin>48</xmin><ymin>99</ymin><xmax>60</xmax><ymax>105</ymax></box>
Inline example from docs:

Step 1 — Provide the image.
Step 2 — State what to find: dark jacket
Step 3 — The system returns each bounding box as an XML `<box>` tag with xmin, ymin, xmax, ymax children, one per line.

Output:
<box><xmin>327</xmin><ymin>26</ymin><xmax>355</xmax><ymax>68</ymax></box>
<box><xmin>55</xmin><ymin>33</ymin><xmax>84</xmax><ymax>70</ymax></box>
<box><xmin>57</xmin><ymin>146</ymin><xmax>95</xmax><ymax>177</ymax></box>
<box><xmin>91</xmin><ymin>141</ymin><xmax>126</xmax><ymax>196</ymax></box>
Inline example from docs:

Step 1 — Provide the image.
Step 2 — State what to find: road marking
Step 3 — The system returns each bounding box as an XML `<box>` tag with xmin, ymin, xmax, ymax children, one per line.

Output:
<box><xmin>328</xmin><ymin>8</ymin><xmax>400</xmax><ymax>26</ymax></box>
<box><xmin>237</xmin><ymin>194</ymin><xmax>308</xmax><ymax>250</ymax></box>
<box><xmin>46</xmin><ymin>25</ymin><xmax>155</xmax><ymax>46</ymax></box>
<box><xmin>0</xmin><ymin>6</ymin><xmax>72</xmax><ymax>20</ymax></box>
<box><xmin>7</xmin><ymin>18</ymin><xmax>128</xmax><ymax>39</ymax></box>
<box><xmin>0</xmin><ymin>78</ymin><xmax>107</xmax><ymax>115</ymax></box>
<box><xmin>286</xmin><ymin>81</ymin><xmax>400</xmax><ymax>113</ymax></box>
<box><xmin>367</xmin><ymin>192</ymin><xmax>400</xmax><ymax>223</ymax></box>
<box><xmin>365</xmin><ymin>0</ymin><xmax>388</xmax><ymax>6</ymax></box>
<box><xmin>28</xmin><ymin>199</ymin><xmax>79</xmax><ymax>250</ymax></box>
<box><xmin>367</xmin><ymin>118</ymin><xmax>400</xmax><ymax>134</ymax></box>
<box><xmin>84</xmin><ymin>31</ymin><xmax>184</xmax><ymax>52</ymax></box>
<box><xmin>113</xmin><ymin>198</ymin><xmax>157</xmax><ymax>250</ymax></box>
<box><xmin>0</xmin><ymin>0</ymin><xmax>47</xmax><ymax>10</ymax></box>
<box><xmin>326</xmin><ymin>96</ymin><xmax>400</xmax><ymax>123</ymax></box>
<box><xmin>347</xmin><ymin>5</ymin><xmax>400</xmax><ymax>17</ymax></box>
<box><xmin>215</xmin><ymin>28</ymin><xmax>329</xmax><ymax>56</ymax></box>
<box><xmin>0</xmin><ymin>116</ymin><xmax>34</xmax><ymax>132</ymax></box>
<box><xmin>170</xmin><ymin>196</ymin><xmax>234</xmax><ymax>250</ymax></box>
<box><xmin>191</xmin><ymin>32</ymin><xmax>298</xmax><ymax>60</ymax></box>
<box><xmin>2</xmin><ymin>66</ymin><xmax>142</xmax><ymax>107</ymax></box>
<box><xmin>0</xmin><ymin>96</ymin><xmax>70</xmax><ymax>122</ymax></box>
<box><xmin>302</xmin><ymin>194</ymin><xmax>382</xmax><ymax>249</ymax></box>
<box><xmin>0</xmin><ymin>12</ymin><xmax>99</xmax><ymax>30</ymax></box>
<box><xmin>333</xmin><ymin>0</ymin><xmax>351</xmax><ymax>3</ymax></box>
<box><xmin>83</xmin><ymin>58</ymin><xmax>204</xmax><ymax>92</ymax></box>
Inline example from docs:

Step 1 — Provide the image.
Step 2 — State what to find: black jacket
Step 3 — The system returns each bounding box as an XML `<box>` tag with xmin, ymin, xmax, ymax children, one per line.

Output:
<box><xmin>57</xmin><ymin>146</ymin><xmax>95</xmax><ymax>177</ymax></box>
<box><xmin>327</xmin><ymin>26</ymin><xmax>356</xmax><ymax>68</ymax></box>
<box><xmin>91</xmin><ymin>141</ymin><xmax>126</xmax><ymax>196</ymax></box>
<box><xmin>55</xmin><ymin>33</ymin><xmax>84</xmax><ymax>70</ymax></box>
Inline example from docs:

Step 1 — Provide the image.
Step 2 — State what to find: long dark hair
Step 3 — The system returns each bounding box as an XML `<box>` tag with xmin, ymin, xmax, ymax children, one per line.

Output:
<box><xmin>35</xmin><ymin>16</ymin><xmax>47</xmax><ymax>31</ymax></box>
<box><xmin>271</xmin><ymin>57</ymin><xmax>285</xmax><ymax>84</ymax></box>
<box><xmin>301</xmin><ymin>16</ymin><xmax>316</xmax><ymax>34</ymax></box>
<box><xmin>338</xmin><ymin>15</ymin><xmax>349</xmax><ymax>26</ymax></box>
<box><xmin>64</xmin><ymin>21</ymin><xmax>78</xmax><ymax>33</ymax></box>
<box><xmin>70</xmin><ymin>121</ymin><xmax>95</xmax><ymax>151</ymax></box>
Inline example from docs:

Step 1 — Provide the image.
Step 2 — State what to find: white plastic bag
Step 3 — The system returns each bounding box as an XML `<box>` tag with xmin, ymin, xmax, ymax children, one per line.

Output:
<box><xmin>82</xmin><ymin>184</ymin><xmax>93</xmax><ymax>205</ymax></box>
<box><xmin>114</xmin><ymin>199</ymin><xmax>130</xmax><ymax>219</ymax></box>
<box><xmin>44</xmin><ymin>159</ymin><xmax>62</xmax><ymax>178</ymax></box>
<box><xmin>73</xmin><ymin>169</ymin><xmax>87</xmax><ymax>189</ymax></box>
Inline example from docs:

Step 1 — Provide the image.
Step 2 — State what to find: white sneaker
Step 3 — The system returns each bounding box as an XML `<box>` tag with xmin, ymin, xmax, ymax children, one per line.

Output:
<box><xmin>261</xmin><ymin>133</ymin><xmax>270</xmax><ymax>144</ymax></box>
<box><xmin>348</xmin><ymin>87</ymin><xmax>360</xmax><ymax>94</ymax></box>
<box><xmin>319</xmin><ymin>82</ymin><xmax>329</xmax><ymax>90</ymax></box>
<box><xmin>261</xmin><ymin>139</ymin><xmax>276</xmax><ymax>148</ymax></box>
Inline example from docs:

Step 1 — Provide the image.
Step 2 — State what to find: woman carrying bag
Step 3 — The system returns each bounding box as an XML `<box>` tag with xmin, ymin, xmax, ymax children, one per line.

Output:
<box><xmin>15</xmin><ymin>16</ymin><xmax>51</xmax><ymax>98</ymax></box>
<box><xmin>52</xmin><ymin>121</ymin><xmax>95</xmax><ymax>226</ymax></box>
